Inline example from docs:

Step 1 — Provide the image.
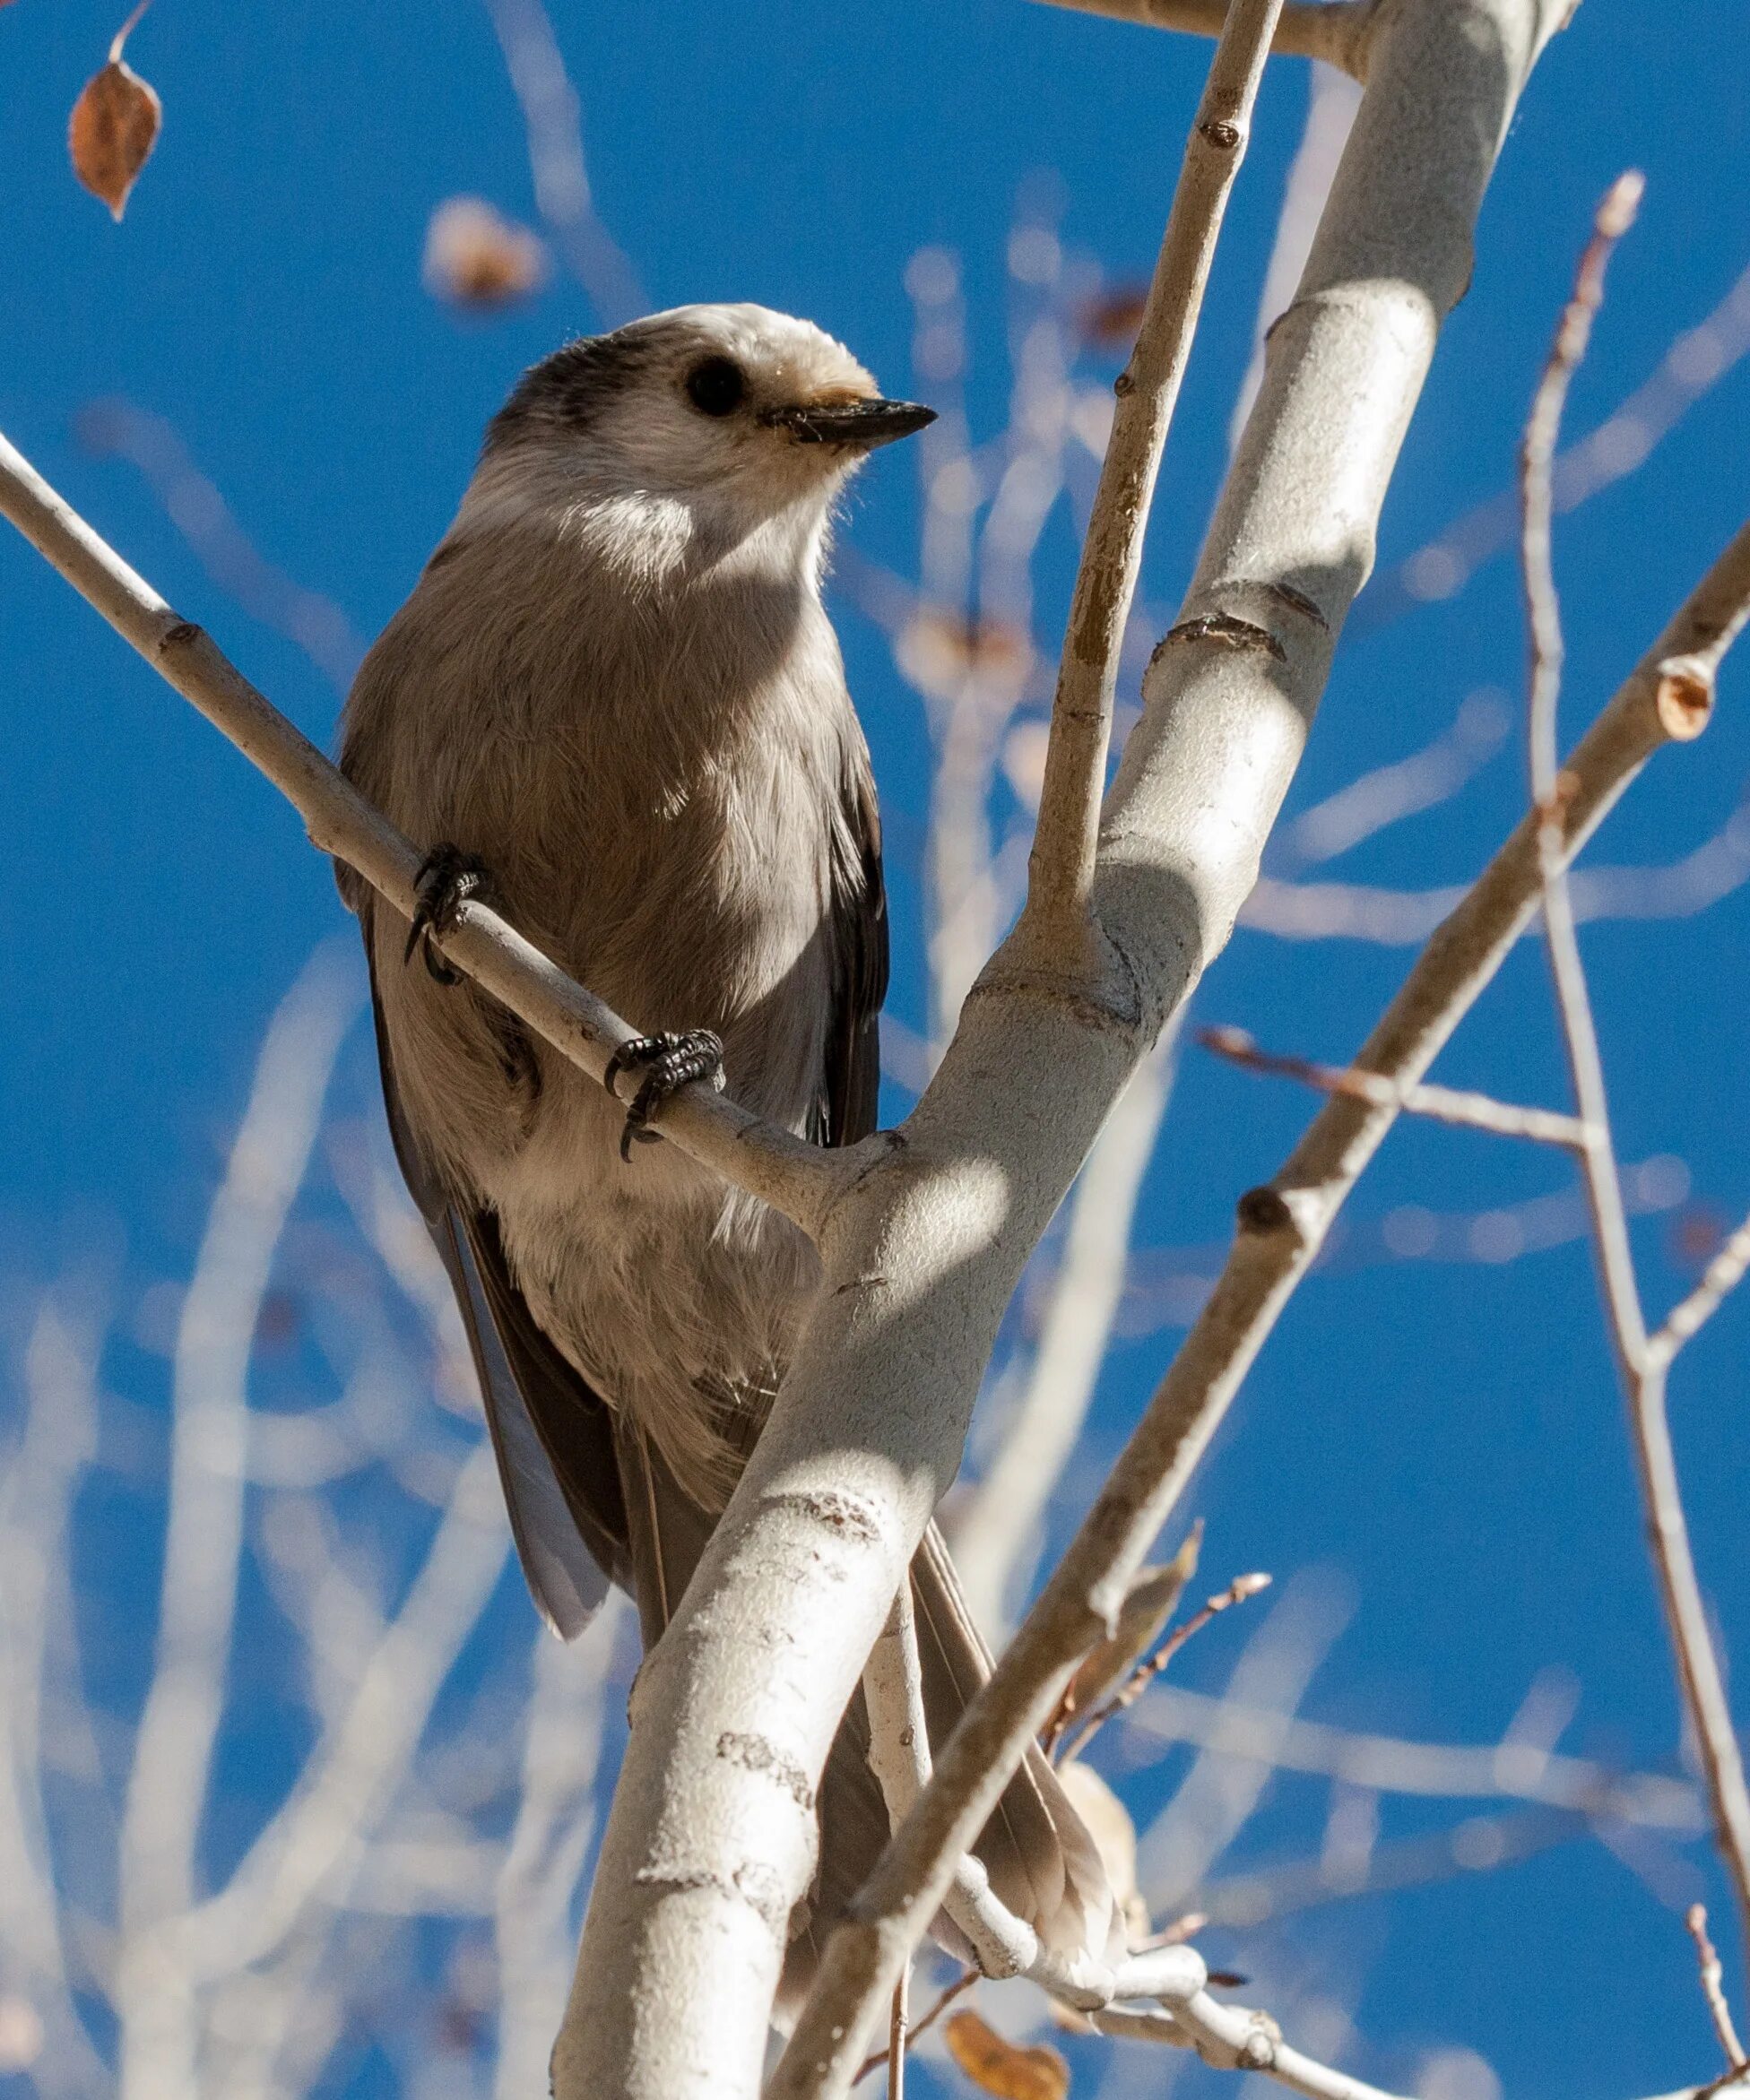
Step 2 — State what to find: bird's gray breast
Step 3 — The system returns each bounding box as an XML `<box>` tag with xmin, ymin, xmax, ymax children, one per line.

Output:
<box><xmin>363</xmin><ymin>523</ymin><xmax>859</xmax><ymax>1503</ymax></box>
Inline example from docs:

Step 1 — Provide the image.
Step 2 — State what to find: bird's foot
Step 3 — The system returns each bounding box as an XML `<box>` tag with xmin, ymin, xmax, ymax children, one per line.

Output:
<box><xmin>602</xmin><ymin>1031</ymin><xmax>726</xmax><ymax>1161</ymax></box>
<box><xmin>404</xmin><ymin>843</ymin><xmax>494</xmax><ymax>985</ymax></box>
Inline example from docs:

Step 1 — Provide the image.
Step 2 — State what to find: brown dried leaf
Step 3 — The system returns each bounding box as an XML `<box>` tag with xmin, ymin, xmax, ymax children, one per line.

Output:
<box><xmin>1079</xmin><ymin>283</ymin><xmax>1149</xmax><ymax>349</ymax></box>
<box><xmin>943</xmin><ymin>2011</ymin><xmax>1070</xmax><ymax>2100</ymax></box>
<box><xmin>423</xmin><ymin>196</ymin><xmax>548</xmax><ymax>310</ymax></box>
<box><xmin>70</xmin><ymin>4</ymin><xmax>160</xmax><ymax>221</ymax></box>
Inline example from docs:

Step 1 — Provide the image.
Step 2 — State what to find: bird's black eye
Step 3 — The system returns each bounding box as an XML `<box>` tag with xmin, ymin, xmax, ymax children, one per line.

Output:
<box><xmin>685</xmin><ymin>356</ymin><xmax>746</xmax><ymax>418</ymax></box>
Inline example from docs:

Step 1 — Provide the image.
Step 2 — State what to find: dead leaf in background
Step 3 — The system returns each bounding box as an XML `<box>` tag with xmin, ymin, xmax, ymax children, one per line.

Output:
<box><xmin>69</xmin><ymin>1</ymin><xmax>160</xmax><ymax>221</ymax></box>
<box><xmin>1078</xmin><ymin>283</ymin><xmax>1149</xmax><ymax>349</ymax></box>
<box><xmin>943</xmin><ymin>2010</ymin><xmax>1069</xmax><ymax>2100</ymax></box>
<box><xmin>423</xmin><ymin>197</ymin><xmax>548</xmax><ymax>310</ymax></box>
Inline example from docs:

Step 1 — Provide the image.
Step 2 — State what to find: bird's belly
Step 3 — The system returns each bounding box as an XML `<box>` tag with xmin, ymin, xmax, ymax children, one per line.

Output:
<box><xmin>490</xmin><ymin>1077</ymin><xmax>821</xmax><ymax>1508</ymax></box>
<box><xmin>478</xmin><ymin>872</ymin><xmax>836</xmax><ymax>1507</ymax></box>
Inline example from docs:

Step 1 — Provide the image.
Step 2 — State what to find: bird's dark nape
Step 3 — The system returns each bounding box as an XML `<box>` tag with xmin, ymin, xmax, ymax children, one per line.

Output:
<box><xmin>484</xmin><ymin>326</ymin><xmax>664</xmax><ymax>449</ymax></box>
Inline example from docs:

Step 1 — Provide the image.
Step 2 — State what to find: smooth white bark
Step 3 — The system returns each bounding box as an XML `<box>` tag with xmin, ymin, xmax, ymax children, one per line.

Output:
<box><xmin>546</xmin><ymin>4</ymin><xmax>1572</xmax><ymax>2095</ymax></box>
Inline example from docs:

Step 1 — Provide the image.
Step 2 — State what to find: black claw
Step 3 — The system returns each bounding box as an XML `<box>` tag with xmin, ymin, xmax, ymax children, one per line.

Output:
<box><xmin>405</xmin><ymin>844</ymin><xmax>493</xmax><ymax>986</ymax></box>
<box><xmin>602</xmin><ymin>1030</ymin><xmax>726</xmax><ymax>1161</ymax></box>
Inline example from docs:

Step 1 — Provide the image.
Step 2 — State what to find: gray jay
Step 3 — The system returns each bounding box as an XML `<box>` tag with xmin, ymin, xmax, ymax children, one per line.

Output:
<box><xmin>338</xmin><ymin>304</ymin><xmax>1114</xmax><ymax>1997</ymax></box>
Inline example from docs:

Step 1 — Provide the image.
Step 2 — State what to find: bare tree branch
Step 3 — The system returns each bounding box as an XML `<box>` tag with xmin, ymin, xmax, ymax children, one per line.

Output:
<box><xmin>1357</xmin><ymin>249</ymin><xmax>1750</xmax><ymax>638</ymax></box>
<box><xmin>763</xmin><ymin>4</ymin><xmax>1570</xmax><ymax>2089</ymax></box>
<box><xmin>0</xmin><ymin>430</ymin><xmax>838</xmax><ymax>1238</ymax></box>
<box><xmin>1129</xmin><ymin>1681</ymin><xmax>1702</xmax><ymax>1828</ymax></box>
<box><xmin>1199</xmin><ymin>1024</ymin><xmax>1590</xmax><ymax>1147</ymax></box>
<box><xmin>115</xmin><ymin>950</ymin><xmax>355</xmax><ymax>2100</ymax></box>
<box><xmin>1094</xmin><ymin>1988</ymin><xmax>1410</xmax><ymax>2100</ymax></box>
<box><xmin>1518</xmin><ymin>175</ymin><xmax>1750</xmax><ymax>1984</ymax></box>
<box><xmin>1025</xmin><ymin>0</ymin><xmax>1379</xmax><ymax>80</ymax></box>
<box><xmin>949</xmin><ymin>1030</ymin><xmax>1181</xmax><ymax>1633</ymax></box>
<box><xmin>1024</xmin><ymin>0</ymin><xmax>1283</xmax><ymax>935</ymax></box>
<box><xmin>1685</xmin><ymin>1906</ymin><xmax>1748</xmax><ymax>2078</ymax></box>
<box><xmin>478</xmin><ymin>0</ymin><xmax>645</xmax><ymax>324</ymax></box>
<box><xmin>1650</xmin><ymin>1207</ymin><xmax>1750</xmax><ymax>1369</ymax></box>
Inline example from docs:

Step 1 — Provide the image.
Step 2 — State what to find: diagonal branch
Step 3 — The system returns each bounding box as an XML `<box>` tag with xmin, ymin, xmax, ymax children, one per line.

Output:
<box><xmin>1024</xmin><ymin>0</ymin><xmax>1285</xmax><ymax>935</ymax></box>
<box><xmin>1519</xmin><ymin>176</ymin><xmax>1750</xmax><ymax>1984</ymax></box>
<box><xmin>1650</xmin><ymin>1209</ymin><xmax>1750</xmax><ymax>1370</ymax></box>
<box><xmin>765</xmin><ymin>2</ymin><xmax>1572</xmax><ymax>2090</ymax></box>
<box><xmin>1026</xmin><ymin>0</ymin><xmax>1380</xmax><ymax>80</ymax></box>
<box><xmin>1199</xmin><ymin>1024</ymin><xmax>1590</xmax><ymax>1147</ymax></box>
<box><xmin>777</xmin><ymin>509</ymin><xmax>1750</xmax><ymax>2095</ymax></box>
<box><xmin>0</xmin><ymin>430</ymin><xmax>841</xmax><ymax>1239</ymax></box>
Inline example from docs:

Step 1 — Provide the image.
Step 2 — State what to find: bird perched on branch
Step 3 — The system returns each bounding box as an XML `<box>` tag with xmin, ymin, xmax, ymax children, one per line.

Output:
<box><xmin>338</xmin><ymin>304</ymin><xmax>1113</xmax><ymax>2002</ymax></box>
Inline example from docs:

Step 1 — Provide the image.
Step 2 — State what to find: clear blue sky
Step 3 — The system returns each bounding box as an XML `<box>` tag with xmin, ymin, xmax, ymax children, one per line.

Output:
<box><xmin>4</xmin><ymin>2</ymin><xmax>1749</xmax><ymax>2095</ymax></box>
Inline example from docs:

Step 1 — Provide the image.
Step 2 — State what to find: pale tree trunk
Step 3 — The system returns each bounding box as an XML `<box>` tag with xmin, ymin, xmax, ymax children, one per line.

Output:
<box><xmin>553</xmin><ymin>3</ymin><xmax>1570</xmax><ymax>2094</ymax></box>
<box><xmin>0</xmin><ymin>0</ymin><xmax>1598</xmax><ymax>2091</ymax></box>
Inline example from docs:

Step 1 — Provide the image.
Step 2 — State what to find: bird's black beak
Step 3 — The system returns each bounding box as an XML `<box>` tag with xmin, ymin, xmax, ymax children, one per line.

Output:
<box><xmin>764</xmin><ymin>397</ymin><xmax>937</xmax><ymax>449</ymax></box>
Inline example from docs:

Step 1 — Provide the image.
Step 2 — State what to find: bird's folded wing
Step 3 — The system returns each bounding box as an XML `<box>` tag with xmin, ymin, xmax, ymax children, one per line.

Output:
<box><xmin>368</xmin><ymin>955</ymin><xmax>628</xmax><ymax>1638</ymax></box>
<box><xmin>912</xmin><ymin>1523</ymin><xmax>1121</xmax><ymax>1966</ymax></box>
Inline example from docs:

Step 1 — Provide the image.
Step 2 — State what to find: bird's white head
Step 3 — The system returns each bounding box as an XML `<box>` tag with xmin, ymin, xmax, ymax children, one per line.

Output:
<box><xmin>461</xmin><ymin>304</ymin><xmax>934</xmax><ymax>584</ymax></box>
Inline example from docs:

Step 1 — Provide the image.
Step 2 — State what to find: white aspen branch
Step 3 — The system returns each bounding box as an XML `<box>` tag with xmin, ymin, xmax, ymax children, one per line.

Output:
<box><xmin>493</xmin><ymin>1608</ymin><xmax>622</xmax><ymax>2100</ymax></box>
<box><xmin>1649</xmin><ymin>1209</ymin><xmax>1750</xmax><ymax>1370</ymax></box>
<box><xmin>1023</xmin><ymin>0</ymin><xmax>1283</xmax><ymax>937</ymax></box>
<box><xmin>795</xmin><ymin>510</ymin><xmax>1750</xmax><ymax>2100</ymax></box>
<box><xmin>1199</xmin><ymin>1024</ymin><xmax>1590</xmax><ymax>1147</ymax></box>
<box><xmin>1092</xmin><ymin>1992</ymin><xmax>1409</xmax><ymax>2100</ymax></box>
<box><xmin>1685</xmin><ymin>1906</ymin><xmax>1748</xmax><ymax>2078</ymax></box>
<box><xmin>178</xmin><ymin>1440</ymin><xmax>508</xmax><ymax>1979</ymax></box>
<box><xmin>1227</xmin><ymin>56</ymin><xmax>1363</xmax><ymax>452</ymax></box>
<box><xmin>763</xmin><ymin>5</ymin><xmax>1568</xmax><ymax>2089</ymax></box>
<box><xmin>1129</xmin><ymin>1681</ymin><xmax>1702</xmax><ymax>1828</ymax></box>
<box><xmin>478</xmin><ymin>0</ymin><xmax>646</xmax><ymax>325</ymax></box>
<box><xmin>1026</xmin><ymin>0</ymin><xmax>1379</xmax><ymax>80</ymax></box>
<box><xmin>949</xmin><ymin>1029</ymin><xmax>1180</xmax><ymax>1634</ymax></box>
<box><xmin>1271</xmin><ymin>689</ymin><xmax>1511</xmax><ymax>875</ymax></box>
<box><xmin>0</xmin><ymin>1303</ymin><xmax>108</xmax><ymax>2094</ymax></box>
<box><xmin>1519</xmin><ymin>177</ymin><xmax>1750</xmax><ymax>1980</ymax></box>
<box><xmin>862</xmin><ymin>1593</ymin><xmax>1200</xmax><ymax>2006</ymax></box>
<box><xmin>1359</xmin><ymin>249</ymin><xmax>1750</xmax><ymax>641</ymax></box>
<box><xmin>75</xmin><ymin>400</ymin><xmax>367</xmax><ymax>694</ymax></box>
<box><xmin>115</xmin><ymin>951</ymin><xmax>353</xmax><ymax>2100</ymax></box>
<box><xmin>0</xmin><ymin>430</ymin><xmax>838</xmax><ymax>1240</ymax></box>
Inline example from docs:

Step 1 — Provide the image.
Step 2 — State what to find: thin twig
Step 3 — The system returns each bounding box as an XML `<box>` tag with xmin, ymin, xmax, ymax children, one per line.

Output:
<box><xmin>1519</xmin><ymin>174</ymin><xmax>1750</xmax><ymax>1980</ymax></box>
<box><xmin>1686</xmin><ymin>1906</ymin><xmax>1748</xmax><ymax>2074</ymax></box>
<box><xmin>1060</xmin><ymin>1571</ymin><xmax>1271</xmax><ymax>1763</ymax></box>
<box><xmin>1650</xmin><ymin>1208</ymin><xmax>1750</xmax><ymax>1369</ymax></box>
<box><xmin>478</xmin><ymin>0</ymin><xmax>645</xmax><ymax>325</ymax></box>
<box><xmin>1358</xmin><ymin>250</ymin><xmax>1750</xmax><ymax>641</ymax></box>
<box><xmin>852</xmin><ymin>1970</ymin><xmax>976</xmax><ymax>2088</ymax></box>
<box><xmin>1101</xmin><ymin>1987</ymin><xmax>1411</xmax><ymax>2100</ymax></box>
<box><xmin>1026</xmin><ymin>0</ymin><xmax>1378</xmax><ymax>79</ymax></box>
<box><xmin>1199</xmin><ymin>1024</ymin><xmax>1590</xmax><ymax>1148</ymax></box>
<box><xmin>1023</xmin><ymin>0</ymin><xmax>1285</xmax><ymax>933</ymax></box>
<box><xmin>1126</xmin><ymin>1681</ymin><xmax>1701</xmax><ymax>1828</ymax></box>
<box><xmin>0</xmin><ymin>429</ymin><xmax>840</xmax><ymax>1238</ymax></box>
<box><xmin>886</xmin><ymin>1966</ymin><xmax>907</xmax><ymax>2100</ymax></box>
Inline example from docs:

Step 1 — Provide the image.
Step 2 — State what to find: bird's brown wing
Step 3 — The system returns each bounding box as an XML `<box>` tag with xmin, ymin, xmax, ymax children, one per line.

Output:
<box><xmin>367</xmin><ymin>945</ymin><xmax>628</xmax><ymax>1637</ymax></box>
<box><xmin>815</xmin><ymin>744</ymin><xmax>889</xmax><ymax>1149</ymax></box>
